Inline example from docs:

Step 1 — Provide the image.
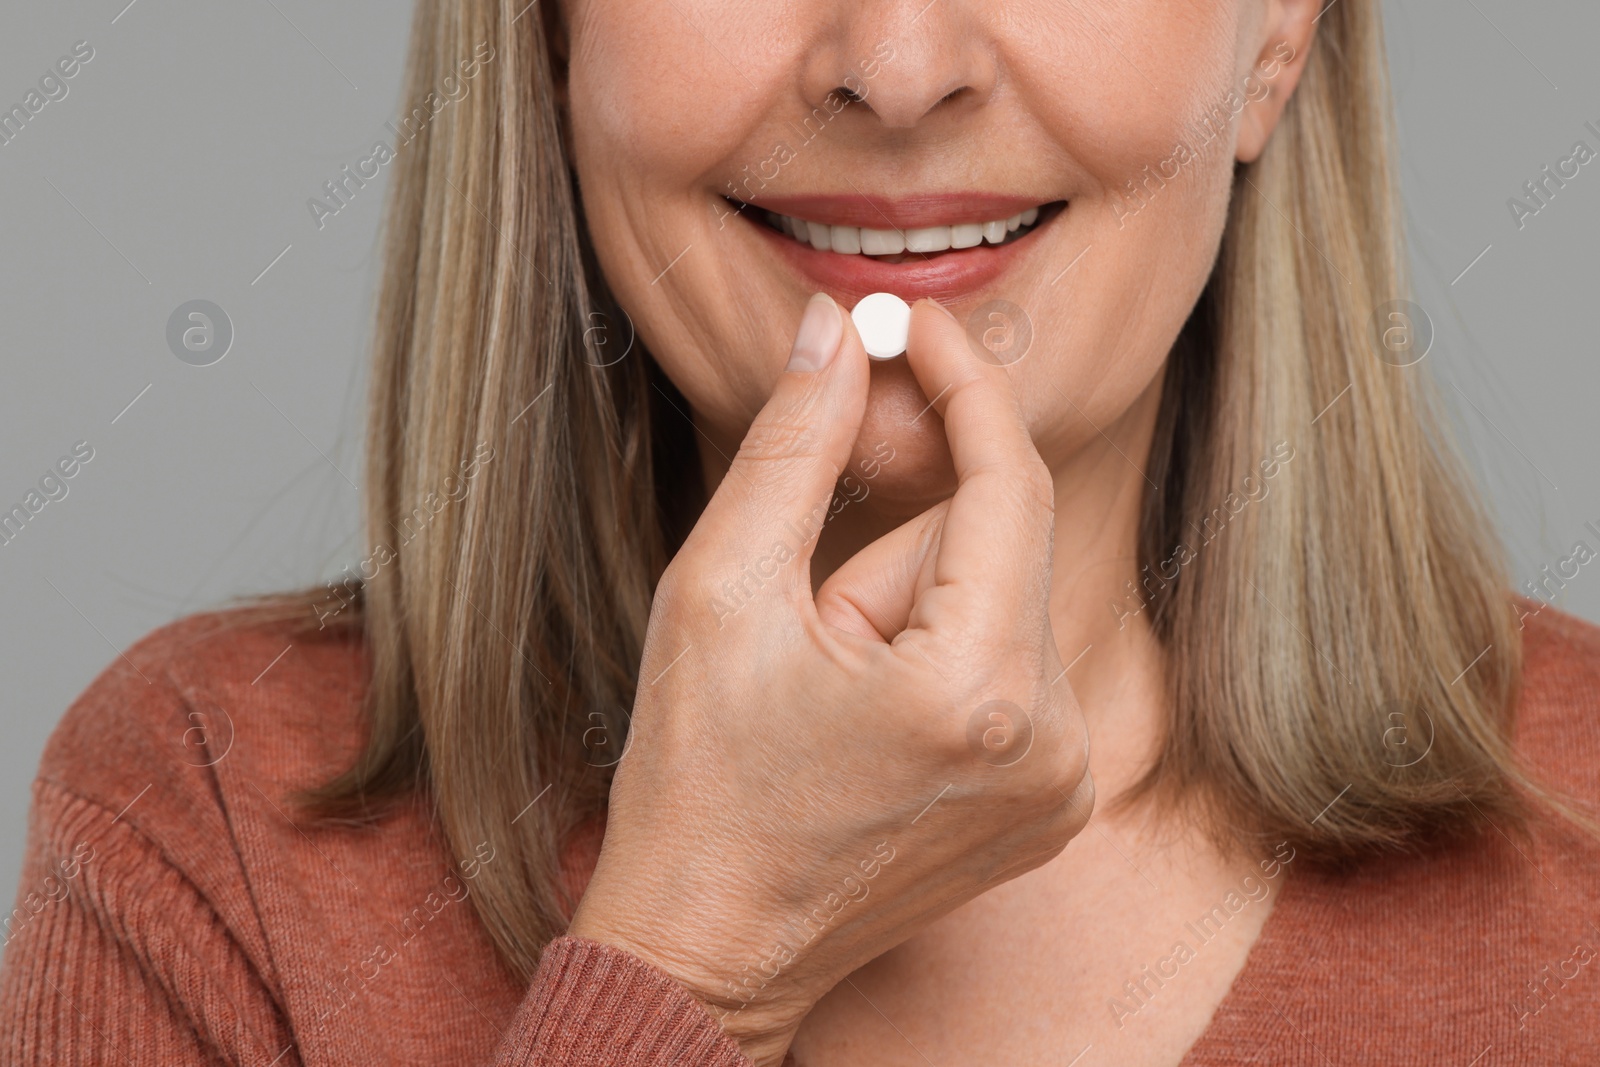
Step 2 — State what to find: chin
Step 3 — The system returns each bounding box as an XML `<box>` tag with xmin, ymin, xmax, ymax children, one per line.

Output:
<box><xmin>845</xmin><ymin>359</ymin><xmax>959</xmax><ymax>518</ymax></box>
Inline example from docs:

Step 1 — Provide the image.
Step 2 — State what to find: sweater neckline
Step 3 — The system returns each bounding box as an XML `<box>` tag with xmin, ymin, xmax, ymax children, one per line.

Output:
<box><xmin>1174</xmin><ymin>855</ymin><xmax>1314</xmax><ymax>1064</ymax></box>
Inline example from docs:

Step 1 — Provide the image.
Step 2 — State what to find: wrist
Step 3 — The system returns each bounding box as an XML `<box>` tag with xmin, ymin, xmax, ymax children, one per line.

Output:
<box><xmin>567</xmin><ymin>906</ymin><xmax>816</xmax><ymax>1065</ymax></box>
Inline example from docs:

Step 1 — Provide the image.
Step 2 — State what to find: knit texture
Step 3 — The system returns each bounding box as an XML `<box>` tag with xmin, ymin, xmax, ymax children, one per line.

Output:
<box><xmin>1</xmin><ymin>603</ymin><xmax>1597</xmax><ymax>1063</ymax></box>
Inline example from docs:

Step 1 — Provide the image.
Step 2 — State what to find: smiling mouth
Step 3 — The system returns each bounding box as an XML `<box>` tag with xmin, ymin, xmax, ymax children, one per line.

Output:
<box><xmin>728</xmin><ymin>197</ymin><xmax>1066</xmax><ymax>266</ymax></box>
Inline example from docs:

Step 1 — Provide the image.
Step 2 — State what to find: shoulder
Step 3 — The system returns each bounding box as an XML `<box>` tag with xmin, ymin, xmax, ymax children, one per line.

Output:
<box><xmin>17</xmin><ymin>604</ymin><xmax>374</xmax><ymax>1003</ymax></box>
<box><xmin>34</xmin><ymin>603</ymin><xmax>371</xmax><ymax>865</ymax></box>
<box><xmin>1512</xmin><ymin>599</ymin><xmax>1600</xmax><ymax>802</ymax></box>
<box><xmin>1195</xmin><ymin>602</ymin><xmax>1600</xmax><ymax>1061</ymax></box>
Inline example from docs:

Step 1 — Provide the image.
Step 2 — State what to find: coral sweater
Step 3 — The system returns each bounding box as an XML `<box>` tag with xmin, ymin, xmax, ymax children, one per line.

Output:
<box><xmin>2</xmin><ymin>604</ymin><xmax>1599</xmax><ymax>1065</ymax></box>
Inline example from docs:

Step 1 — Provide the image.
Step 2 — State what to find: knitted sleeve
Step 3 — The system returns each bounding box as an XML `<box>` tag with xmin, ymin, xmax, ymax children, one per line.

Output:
<box><xmin>0</xmin><ymin>782</ymin><xmax>751</xmax><ymax>1066</ymax></box>
<box><xmin>488</xmin><ymin>936</ymin><xmax>756</xmax><ymax>1066</ymax></box>
<box><xmin>0</xmin><ymin>780</ymin><xmax>296</xmax><ymax>1065</ymax></box>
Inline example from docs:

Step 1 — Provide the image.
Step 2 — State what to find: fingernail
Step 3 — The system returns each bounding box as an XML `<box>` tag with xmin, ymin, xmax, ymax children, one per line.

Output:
<box><xmin>923</xmin><ymin>298</ymin><xmax>958</xmax><ymax>323</ymax></box>
<box><xmin>787</xmin><ymin>293</ymin><xmax>843</xmax><ymax>373</ymax></box>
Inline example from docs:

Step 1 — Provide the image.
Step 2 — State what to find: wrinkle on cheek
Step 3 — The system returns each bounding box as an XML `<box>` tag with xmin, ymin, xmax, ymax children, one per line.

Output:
<box><xmin>565</xmin><ymin>11</ymin><xmax>781</xmax><ymax>364</ymax></box>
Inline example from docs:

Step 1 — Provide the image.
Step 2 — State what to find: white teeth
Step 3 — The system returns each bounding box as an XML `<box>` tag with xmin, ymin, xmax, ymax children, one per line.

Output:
<box><xmin>951</xmin><ymin>223</ymin><xmax>984</xmax><ymax>249</ymax></box>
<box><xmin>859</xmin><ymin>227</ymin><xmax>906</xmax><ymax>255</ymax></box>
<box><xmin>764</xmin><ymin>206</ymin><xmax>1049</xmax><ymax>257</ymax></box>
<box><xmin>904</xmin><ymin>226</ymin><xmax>952</xmax><ymax>253</ymax></box>
<box><xmin>830</xmin><ymin>224</ymin><xmax>861</xmax><ymax>254</ymax></box>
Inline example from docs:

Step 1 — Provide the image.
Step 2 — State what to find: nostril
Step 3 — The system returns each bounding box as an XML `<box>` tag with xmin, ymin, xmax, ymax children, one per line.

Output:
<box><xmin>835</xmin><ymin>86</ymin><xmax>865</xmax><ymax>104</ymax></box>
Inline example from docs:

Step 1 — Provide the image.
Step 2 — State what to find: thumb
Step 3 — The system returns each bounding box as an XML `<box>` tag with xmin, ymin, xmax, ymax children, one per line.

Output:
<box><xmin>815</xmin><ymin>502</ymin><xmax>947</xmax><ymax>642</ymax></box>
<box><xmin>684</xmin><ymin>293</ymin><xmax>871</xmax><ymax>601</ymax></box>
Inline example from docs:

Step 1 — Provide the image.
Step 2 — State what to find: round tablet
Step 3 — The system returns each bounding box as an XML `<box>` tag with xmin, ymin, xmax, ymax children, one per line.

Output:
<box><xmin>851</xmin><ymin>292</ymin><xmax>911</xmax><ymax>360</ymax></box>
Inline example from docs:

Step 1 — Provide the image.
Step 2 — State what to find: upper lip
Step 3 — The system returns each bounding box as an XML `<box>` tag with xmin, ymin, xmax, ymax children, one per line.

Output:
<box><xmin>732</xmin><ymin>193</ymin><xmax>1053</xmax><ymax>230</ymax></box>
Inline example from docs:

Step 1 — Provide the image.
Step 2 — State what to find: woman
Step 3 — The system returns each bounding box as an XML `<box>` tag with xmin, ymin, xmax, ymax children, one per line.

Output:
<box><xmin>3</xmin><ymin>0</ymin><xmax>1597</xmax><ymax>1063</ymax></box>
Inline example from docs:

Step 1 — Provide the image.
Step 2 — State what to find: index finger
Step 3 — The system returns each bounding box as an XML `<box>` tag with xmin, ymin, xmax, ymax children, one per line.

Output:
<box><xmin>899</xmin><ymin>299</ymin><xmax>1055</xmax><ymax>631</ymax></box>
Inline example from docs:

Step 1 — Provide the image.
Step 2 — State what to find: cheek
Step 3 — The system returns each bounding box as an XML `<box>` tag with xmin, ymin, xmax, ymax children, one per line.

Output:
<box><xmin>1008</xmin><ymin>1</ymin><xmax>1247</xmax><ymax>163</ymax></box>
<box><xmin>567</xmin><ymin>1</ymin><xmax>798</xmax><ymax>225</ymax></box>
<box><xmin>1002</xmin><ymin>3</ymin><xmax>1246</xmax><ymax>447</ymax></box>
<box><xmin>566</xmin><ymin>1</ymin><xmax>801</xmax><ymax>427</ymax></box>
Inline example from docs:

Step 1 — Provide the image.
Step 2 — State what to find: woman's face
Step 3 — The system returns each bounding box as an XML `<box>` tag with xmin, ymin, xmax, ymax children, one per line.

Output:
<box><xmin>557</xmin><ymin>0</ymin><xmax>1311</xmax><ymax>514</ymax></box>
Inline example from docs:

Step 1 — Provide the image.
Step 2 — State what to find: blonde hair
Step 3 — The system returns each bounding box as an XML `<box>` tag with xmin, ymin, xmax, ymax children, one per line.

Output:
<box><xmin>250</xmin><ymin>0</ymin><xmax>1547</xmax><ymax>982</ymax></box>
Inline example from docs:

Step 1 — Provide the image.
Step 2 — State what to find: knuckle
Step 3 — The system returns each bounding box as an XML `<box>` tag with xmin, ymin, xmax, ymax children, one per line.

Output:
<box><xmin>650</xmin><ymin>557</ymin><xmax>717</xmax><ymax>633</ymax></box>
<box><xmin>1055</xmin><ymin>766</ymin><xmax>1096</xmax><ymax>831</ymax></box>
<box><xmin>736</xmin><ymin>415</ymin><xmax>822</xmax><ymax>469</ymax></box>
<box><xmin>1019</xmin><ymin>457</ymin><xmax>1056</xmax><ymax>516</ymax></box>
<box><xmin>1056</xmin><ymin>703</ymin><xmax>1094</xmax><ymax>771</ymax></box>
<box><xmin>966</xmin><ymin>456</ymin><xmax>1053</xmax><ymax>523</ymax></box>
<box><xmin>644</xmin><ymin>587</ymin><xmax>684</xmax><ymax>640</ymax></box>
<box><xmin>1034</xmin><ymin>698</ymin><xmax>1092</xmax><ymax>790</ymax></box>
<box><xmin>654</xmin><ymin>556</ymin><xmax>694</xmax><ymax>604</ymax></box>
<box><xmin>1042</xmin><ymin>700</ymin><xmax>1091</xmax><ymax>782</ymax></box>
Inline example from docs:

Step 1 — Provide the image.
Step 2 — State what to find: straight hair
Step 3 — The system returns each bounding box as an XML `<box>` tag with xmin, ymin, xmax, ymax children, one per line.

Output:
<box><xmin>233</xmin><ymin>0</ymin><xmax>1565</xmax><ymax>984</ymax></box>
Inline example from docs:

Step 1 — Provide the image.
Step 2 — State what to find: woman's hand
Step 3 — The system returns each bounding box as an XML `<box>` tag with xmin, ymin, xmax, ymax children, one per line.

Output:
<box><xmin>567</xmin><ymin>293</ymin><xmax>1093</xmax><ymax>1066</ymax></box>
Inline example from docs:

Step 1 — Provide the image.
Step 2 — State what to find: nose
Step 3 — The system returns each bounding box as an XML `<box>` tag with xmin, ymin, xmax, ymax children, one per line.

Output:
<box><xmin>800</xmin><ymin>1</ymin><xmax>998</xmax><ymax>129</ymax></box>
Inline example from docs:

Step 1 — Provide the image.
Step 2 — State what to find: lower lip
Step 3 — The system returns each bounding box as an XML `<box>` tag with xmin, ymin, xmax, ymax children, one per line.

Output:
<box><xmin>742</xmin><ymin>207</ymin><xmax>1060</xmax><ymax>307</ymax></box>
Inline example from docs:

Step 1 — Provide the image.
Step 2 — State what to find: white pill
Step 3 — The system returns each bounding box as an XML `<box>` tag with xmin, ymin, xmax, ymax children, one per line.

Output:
<box><xmin>851</xmin><ymin>292</ymin><xmax>911</xmax><ymax>360</ymax></box>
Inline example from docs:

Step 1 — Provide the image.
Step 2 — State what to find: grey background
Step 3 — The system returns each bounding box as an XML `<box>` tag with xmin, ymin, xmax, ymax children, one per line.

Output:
<box><xmin>1</xmin><ymin>0</ymin><xmax>1596</xmax><ymax>946</ymax></box>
